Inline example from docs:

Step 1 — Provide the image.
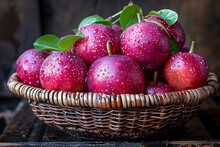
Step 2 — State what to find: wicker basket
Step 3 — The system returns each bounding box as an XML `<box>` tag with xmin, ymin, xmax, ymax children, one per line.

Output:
<box><xmin>7</xmin><ymin>72</ymin><xmax>219</xmax><ymax>140</ymax></box>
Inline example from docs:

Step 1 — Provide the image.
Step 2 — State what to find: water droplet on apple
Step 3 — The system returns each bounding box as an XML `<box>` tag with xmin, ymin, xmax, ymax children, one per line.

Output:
<box><xmin>58</xmin><ymin>60</ymin><xmax>63</xmax><ymax>65</ymax></box>
<box><xmin>93</xmin><ymin>29</ymin><xmax>98</xmax><ymax>34</ymax></box>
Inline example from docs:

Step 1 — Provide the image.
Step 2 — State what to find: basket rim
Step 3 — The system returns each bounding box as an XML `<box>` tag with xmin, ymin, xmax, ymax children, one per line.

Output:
<box><xmin>7</xmin><ymin>72</ymin><xmax>219</xmax><ymax>109</ymax></box>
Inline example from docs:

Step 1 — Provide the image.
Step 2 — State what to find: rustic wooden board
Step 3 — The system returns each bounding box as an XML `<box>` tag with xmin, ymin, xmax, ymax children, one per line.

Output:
<box><xmin>26</xmin><ymin>119</ymin><xmax>46</xmax><ymax>142</ymax></box>
<box><xmin>0</xmin><ymin>97</ymin><xmax>219</xmax><ymax>144</ymax></box>
<box><xmin>42</xmin><ymin>125</ymin><xmax>78</xmax><ymax>142</ymax></box>
<box><xmin>198</xmin><ymin>97</ymin><xmax>220</xmax><ymax>139</ymax></box>
<box><xmin>175</xmin><ymin>116</ymin><xmax>211</xmax><ymax>140</ymax></box>
<box><xmin>0</xmin><ymin>100</ymin><xmax>36</xmax><ymax>142</ymax></box>
<box><xmin>0</xmin><ymin>140</ymin><xmax>220</xmax><ymax>146</ymax></box>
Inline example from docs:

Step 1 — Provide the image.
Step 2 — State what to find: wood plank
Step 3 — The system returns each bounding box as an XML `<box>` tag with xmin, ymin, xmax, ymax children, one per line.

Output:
<box><xmin>0</xmin><ymin>140</ymin><xmax>220</xmax><ymax>146</ymax></box>
<box><xmin>0</xmin><ymin>100</ymin><xmax>36</xmax><ymax>142</ymax></box>
<box><xmin>175</xmin><ymin>116</ymin><xmax>211</xmax><ymax>140</ymax></box>
<box><xmin>198</xmin><ymin>97</ymin><xmax>220</xmax><ymax>139</ymax></box>
<box><xmin>26</xmin><ymin>119</ymin><xmax>46</xmax><ymax>142</ymax></box>
<box><xmin>42</xmin><ymin>125</ymin><xmax>78</xmax><ymax>142</ymax></box>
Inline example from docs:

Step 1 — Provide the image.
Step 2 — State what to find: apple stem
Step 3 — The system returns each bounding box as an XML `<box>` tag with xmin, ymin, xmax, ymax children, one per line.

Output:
<box><xmin>107</xmin><ymin>41</ymin><xmax>112</xmax><ymax>56</ymax></box>
<box><xmin>112</xmin><ymin>18</ymin><xmax>120</xmax><ymax>25</ymax></box>
<box><xmin>106</xmin><ymin>1</ymin><xmax>133</xmax><ymax>22</ymax></box>
<box><xmin>189</xmin><ymin>41</ymin><xmax>196</xmax><ymax>53</ymax></box>
<box><xmin>128</xmin><ymin>1</ymin><xmax>133</xmax><ymax>6</ymax></box>
<box><xmin>137</xmin><ymin>13</ymin><xmax>142</xmax><ymax>23</ymax></box>
<box><xmin>106</xmin><ymin>11</ymin><xmax>122</xmax><ymax>21</ymax></box>
<box><xmin>153</xmin><ymin>71</ymin><xmax>158</xmax><ymax>86</ymax></box>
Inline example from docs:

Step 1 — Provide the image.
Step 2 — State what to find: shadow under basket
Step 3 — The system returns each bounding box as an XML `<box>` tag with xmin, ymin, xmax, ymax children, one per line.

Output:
<box><xmin>7</xmin><ymin>72</ymin><xmax>219</xmax><ymax>141</ymax></box>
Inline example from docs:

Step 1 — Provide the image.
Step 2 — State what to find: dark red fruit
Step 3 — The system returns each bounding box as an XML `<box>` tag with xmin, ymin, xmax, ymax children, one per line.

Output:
<box><xmin>181</xmin><ymin>45</ymin><xmax>190</xmax><ymax>52</ymax></box>
<box><xmin>112</xmin><ymin>24</ymin><xmax>123</xmax><ymax>36</ymax></box>
<box><xmin>167</xmin><ymin>21</ymin><xmax>185</xmax><ymax>50</ymax></box>
<box><xmin>164</xmin><ymin>52</ymin><xmax>209</xmax><ymax>91</ymax></box>
<box><xmin>87</xmin><ymin>55</ymin><xmax>145</xmax><ymax>94</ymax></box>
<box><xmin>145</xmin><ymin>15</ymin><xmax>185</xmax><ymax>50</ymax></box>
<box><xmin>74</xmin><ymin>24</ymin><xmax>121</xmax><ymax>65</ymax></box>
<box><xmin>144</xmin><ymin>69</ymin><xmax>166</xmax><ymax>83</ymax></box>
<box><xmin>16</xmin><ymin>49</ymin><xmax>49</xmax><ymax>88</ymax></box>
<box><xmin>121</xmin><ymin>21</ymin><xmax>171</xmax><ymax>70</ymax></box>
<box><xmin>40</xmin><ymin>51</ymin><xmax>88</xmax><ymax>92</ymax></box>
<box><xmin>145</xmin><ymin>15</ymin><xmax>168</xmax><ymax>28</ymax></box>
<box><xmin>145</xmin><ymin>81</ymin><xmax>173</xmax><ymax>94</ymax></box>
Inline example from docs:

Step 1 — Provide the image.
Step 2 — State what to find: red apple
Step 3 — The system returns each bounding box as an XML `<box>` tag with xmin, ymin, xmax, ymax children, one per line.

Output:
<box><xmin>16</xmin><ymin>49</ymin><xmax>49</xmax><ymax>88</ymax></box>
<box><xmin>167</xmin><ymin>21</ymin><xmax>185</xmax><ymax>50</ymax></box>
<box><xmin>74</xmin><ymin>24</ymin><xmax>121</xmax><ymax>65</ymax></box>
<box><xmin>181</xmin><ymin>45</ymin><xmax>190</xmax><ymax>52</ymax></box>
<box><xmin>164</xmin><ymin>51</ymin><xmax>209</xmax><ymax>91</ymax></box>
<box><xmin>87</xmin><ymin>55</ymin><xmax>145</xmax><ymax>94</ymax></box>
<box><xmin>112</xmin><ymin>24</ymin><xmax>123</xmax><ymax>36</ymax></box>
<box><xmin>145</xmin><ymin>15</ymin><xmax>185</xmax><ymax>50</ymax></box>
<box><xmin>144</xmin><ymin>69</ymin><xmax>166</xmax><ymax>83</ymax></box>
<box><xmin>40</xmin><ymin>51</ymin><xmax>88</xmax><ymax>92</ymax></box>
<box><xmin>121</xmin><ymin>21</ymin><xmax>171</xmax><ymax>70</ymax></box>
<box><xmin>145</xmin><ymin>81</ymin><xmax>173</xmax><ymax>94</ymax></box>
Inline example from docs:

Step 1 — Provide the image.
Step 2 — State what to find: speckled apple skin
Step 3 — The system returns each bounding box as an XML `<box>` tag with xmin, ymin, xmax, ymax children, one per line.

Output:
<box><xmin>74</xmin><ymin>24</ymin><xmax>121</xmax><ymax>65</ymax></box>
<box><xmin>145</xmin><ymin>81</ymin><xmax>173</xmax><ymax>94</ymax></box>
<box><xmin>40</xmin><ymin>52</ymin><xmax>88</xmax><ymax>92</ymax></box>
<box><xmin>16</xmin><ymin>49</ymin><xmax>49</xmax><ymax>88</ymax></box>
<box><xmin>164</xmin><ymin>52</ymin><xmax>209</xmax><ymax>91</ymax></box>
<box><xmin>87</xmin><ymin>55</ymin><xmax>145</xmax><ymax>94</ymax></box>
<box><xmin>145</xmin><ymin>15</ymin><xmax>185</xmax><ymax>50</ymax></box>
<box><xmin>121</xmin><ymin>22</ymin><xmax>171</xmax><ymax>70</ymax></box>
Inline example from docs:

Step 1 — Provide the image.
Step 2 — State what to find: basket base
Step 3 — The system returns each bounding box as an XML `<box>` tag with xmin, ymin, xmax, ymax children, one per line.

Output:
<box><xmin>51</xmin><ymin>121</ymin><xmax>190</xmax><ymax>141</ymax></box>
<box><xmin>29</xmin><ymin>101</ymin><xmax>199</xmax><ymax>141</ymax></box>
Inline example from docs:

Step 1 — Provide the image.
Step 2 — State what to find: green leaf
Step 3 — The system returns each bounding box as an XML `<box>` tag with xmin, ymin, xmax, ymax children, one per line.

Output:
<box><xmin>158</xmin><ymin>9</ymin><xmax>178</xmax><ymax>26</ymax></box>
<box><xmin>78</xmin><ymin>15</ymin><xmax>105</xmax><ymax>30</ymax></box>
<box><xmin>119</xmin><ymin>4</ymin><xmax>142</xmax><ymax>30</ymax></box>
<box><xmin>77</xmin><ymin>31</ymin><xmax>85</xmax><ymax>38</ymax></box>
<box><xmin>147</xmin><ymin>10</ymin><xmax>161</xmax><ymax>17</ymax></box>
<box><xmin>72</xmin><ymin>29</ymin><xmax>78</xmax><ymax>34</ymax></box>
<box><xmin>57</xmin><ymin>35</ymin><xmax>82</xmax><ymax>51</ymax></box>
<box><xmin>33</xmin><ymin>34</ymin><xmax>61</xmax><ymax>51</ymax></box>
<box><xmin>72</xmin><ymin>29</ymin><xmax>85</xmax><ymax>38</ymax></box>
<box><xmin>170</xmin><ymin>36</ymin><xmax>180</xmax><ymax>54</ymax></box>
<box><xmin>95</xmin><ymin>21</ymin><xmax>113</xmax><ymax>27</ymax></box>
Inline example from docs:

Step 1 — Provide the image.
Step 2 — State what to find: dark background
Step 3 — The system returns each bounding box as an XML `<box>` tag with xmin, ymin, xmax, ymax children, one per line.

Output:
<box><xmin>0</xmin><ymin>0</ymin><xmax>220</xmax><ymax>97</ymax></box>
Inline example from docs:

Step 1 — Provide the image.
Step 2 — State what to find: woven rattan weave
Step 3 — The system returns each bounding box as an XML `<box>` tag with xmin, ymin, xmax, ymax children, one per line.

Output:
<box><xmin>7</xmin><ymin>72</ymin><xmax>219</xmax><ymax>140</ymax></box>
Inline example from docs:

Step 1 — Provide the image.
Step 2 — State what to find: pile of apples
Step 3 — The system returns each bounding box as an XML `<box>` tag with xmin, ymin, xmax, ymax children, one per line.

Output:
<box><xmin>16</xmin><ymin>4</ymin><xmax>209</xmax><ymax>95</ymax></box>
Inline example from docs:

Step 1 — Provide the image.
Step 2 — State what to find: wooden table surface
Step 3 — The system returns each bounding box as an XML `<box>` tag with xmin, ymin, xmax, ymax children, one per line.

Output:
<box><xmin>0</xmin><ymin>96</ymin><xmax>220</xmax><ymax>146</ymax></box>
